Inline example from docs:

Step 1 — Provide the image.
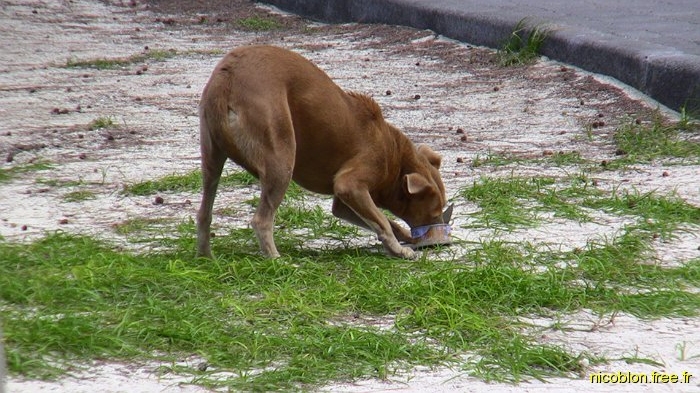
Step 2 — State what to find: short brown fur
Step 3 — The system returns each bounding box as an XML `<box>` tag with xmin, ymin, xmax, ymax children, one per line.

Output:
<box><xmin>197</xmin><ymin>45</ymin><xmax>448</xmax><ymax>259</ymax></box>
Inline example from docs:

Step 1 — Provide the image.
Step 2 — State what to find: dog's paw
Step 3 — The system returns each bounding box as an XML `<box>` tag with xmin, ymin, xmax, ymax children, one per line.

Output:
<box><xmin>397</xmin><ymin>246</ymin><xmax>418</xmax><ymax>260</ymax></box>
<box><xmin>381</xmin><ymin>237</ymin><xmax>417</xmax><ymax>259</ymax></box>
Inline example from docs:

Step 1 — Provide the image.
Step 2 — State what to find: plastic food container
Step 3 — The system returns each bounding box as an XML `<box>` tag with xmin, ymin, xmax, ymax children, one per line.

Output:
<box><xmin>410</xmin><ymin>224</ymin><xmax>452</xmax><ymax>248</ymax></box>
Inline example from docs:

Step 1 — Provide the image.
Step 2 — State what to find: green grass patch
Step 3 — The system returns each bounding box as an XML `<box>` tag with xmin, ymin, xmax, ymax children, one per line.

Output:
<box><xmin>612</xmin><ymin>116</ymin><xmax>700</xmax><ymax>163</ymax></box>
<box><xmin>235</xmin><ymin>16</ymin><xmax>283</xmax><ymax>31</ymax></box>
<box><xmin>2</xmin><ymin>226</ymin><xmax>697</xmax><ymax>388</ymax></box>
<box><xmin>2</xmin><ymin>181</ymin><xmax>699</xmax><ymax>389</ymax></box>
<box><xmin>0</xmin><ymin>161</ymin><xmax>53</xmax><ymax>183</ymax></box>
<box><xmin>459</xmin><ymin>173</ymin><xmax>700</xmax><ymax>235</ymax></box>
<box><xmin>65</xmin><ymin>57</ymin><xmax>133</xmax><ymax>70</ymax></box>
<box><xmin>63</xmin><ymin>48</ymin><xmax>224</xmax><ymax>70</ymax></box>
<box><xmin>122</xmin><ymin>169</ymin><xmax>258</xmax><ymax>196</ymax></box>
<box><xmin>122</xmin><ymin>169</ymin><xmax>309</xmax><ymax>207</ymax></box>
<box><xmin>459</xmin><ymin>175</ymin><xmax>598</xmax><ymax>229</ymax></box>
<box><xmin>583</xmin><ymin>187</ymin><xmax>700</xmax><ymax>239</ymax></box>
<box><xmin>460</xmin><ymin>176</ymin><xmax>545</xmax><ymax>228</ymax></box>
<box><xmin>470</xmin><ymin>151</ymin><xmax>589</xmax><ymax>169</ymax></box>
<box><xmin>65</xmin><ymin>49</ymin><xmax>179</xmax><ymax>69</ymax></box>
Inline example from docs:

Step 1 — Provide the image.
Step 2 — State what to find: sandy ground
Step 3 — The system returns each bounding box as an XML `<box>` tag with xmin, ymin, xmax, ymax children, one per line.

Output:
<box><xmin>1</xmin><ymin>0</ymin><xmax>699</xmax><ymax>392</ymax></box>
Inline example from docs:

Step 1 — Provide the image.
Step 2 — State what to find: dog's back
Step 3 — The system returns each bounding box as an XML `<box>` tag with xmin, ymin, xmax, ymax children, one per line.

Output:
<box><xmin>201</xmin><ymin>46</ymin><xmax>408</xmax><ymax>194</ymax></box>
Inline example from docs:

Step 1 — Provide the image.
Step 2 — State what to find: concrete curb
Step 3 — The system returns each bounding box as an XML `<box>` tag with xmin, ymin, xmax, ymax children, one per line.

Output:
<box><xmin>262</xmin><ymin>0</ymin><xmax>700</xmax><ymax>114</ymax></box>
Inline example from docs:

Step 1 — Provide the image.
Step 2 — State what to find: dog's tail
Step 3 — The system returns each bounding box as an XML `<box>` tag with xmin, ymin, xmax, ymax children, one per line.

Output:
<box><xmin>199</xmin><ymin>65</ymin><xmax>231</xmax><ymax>149</ymax></box>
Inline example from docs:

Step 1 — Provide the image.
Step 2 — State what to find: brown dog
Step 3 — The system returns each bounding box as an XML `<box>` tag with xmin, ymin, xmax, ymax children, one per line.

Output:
<box><xmin>196</xmin><ymin>45</ymin><xmax>450</xmax><ymax>259</ymax></box>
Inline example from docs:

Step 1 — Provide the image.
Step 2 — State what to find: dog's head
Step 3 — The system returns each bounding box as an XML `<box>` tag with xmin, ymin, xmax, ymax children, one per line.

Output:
<box><xmin>396</xmin><ymin>144</ymin><xmax>451</xmax><ymax>229</ymax></box>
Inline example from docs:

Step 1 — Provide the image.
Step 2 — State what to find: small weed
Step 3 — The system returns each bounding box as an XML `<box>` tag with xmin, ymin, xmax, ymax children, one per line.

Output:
<box><xmin>123</xmin><ymin>171</ymin><xmax>202</xmax><ymax>195</ymax></box>
<box><xmin>36</xmin><ymin>178</ymin><xmax>84</xmax><ymax>188</ymax></box>
<box><xmin>65</xmin><ymin>57</ymin><xmax>130</xmax><ymax>70</ymax></box>
<box><xmin>235</xmin><ymin>16</ymin><xmax>282</xmax><ymax>31</ymax></box>
<box><xmin>62</xmin><ymin>190</ymin><xmax>96</xmax><ymax>202</ymax></box>
<box><xmin>471</xmin><ymin>152</ymin><xmax>521</xmax><ymax>168</ymax></box>
<box><xmin>143</xmin><ymin>49</ymin><xmax>179</xmax><ymax>61</ymax></box>
<box><xmin>113</xmin><ymin>217</ymin><xmax>174</xmax><ymax>236</ymax></box>
<box><xmin>617</xmin><ymin>352</ymin><xmax>665</xmax><ymax>368</ymax></box>
<box><xmin>675</xmin><ymin>341</ymin><xmax>700</xmax><ymax>361</ymax></box>
<box><xmin>215</xmin><ymin>206</ymin><xmax>240</xmax><ymax>216</ymax></box>
<box><xmin>678</xmin><ymin>105</ymin><xmax>699</xmax><ymax>128</ymax></box>
<box><xmin>547</xmin><ymin>151</ymin><xmax>587</xmax><ymax>166</ymax></box>
<box><xmin>88</xmin><ymin>116</ymin><xmax>115</xmax><ymax>130</ymax></box>
<box><xmin>499</xmin><ymin>19</ymin><xmax>549</xmax><ymax>66</ymax></box>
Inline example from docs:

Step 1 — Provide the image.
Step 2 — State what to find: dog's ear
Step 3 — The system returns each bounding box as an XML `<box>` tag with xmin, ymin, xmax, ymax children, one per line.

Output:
<box><xmin>404</xmin><ymin>173</ymin><xmax>432</xmax><ymax>195</ymax></box>
<box><xmin>417</xmin><ymin>144</ymin><xmax>442</xmax><ymax>169</ymax></box>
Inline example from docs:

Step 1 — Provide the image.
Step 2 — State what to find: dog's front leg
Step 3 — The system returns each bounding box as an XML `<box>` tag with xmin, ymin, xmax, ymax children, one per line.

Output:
<box><xmin>332</xmin><ymin>198</ymin><xmax>414</xmax><ymax>244</ymax></box>
<box><xmin>333</xmin><ymin>186</ymin><xmax>416</xmax><ymax>259</ymax></box>
<box><xmin>332</xmin><ymin>197</ymin><xmax>370</xmax><ymax>228</ymax></box>
<box><xmin>388</xmin><ymin>220</ymin><xmax>415</xmax><ymax>244</ymax></box>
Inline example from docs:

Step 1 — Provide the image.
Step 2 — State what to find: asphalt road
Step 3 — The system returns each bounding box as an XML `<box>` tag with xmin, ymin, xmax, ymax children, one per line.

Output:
<box><xmin>263</xmin><ymin>0</ymin><xmax>700</xmax><ymax>114</ymax></box>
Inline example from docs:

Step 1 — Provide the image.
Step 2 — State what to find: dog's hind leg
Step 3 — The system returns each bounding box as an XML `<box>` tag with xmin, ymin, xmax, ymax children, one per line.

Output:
<box><xmin>252</xmin><ymin>171</ymin><xmax>290</xmax><ymax>258</ymax></box>
<box><xmin>248</xmin><ymin>115</ymin><xmax>296</xmax><ymax>258</ymax></box>
<box><xmin>196</xmin><ymin>125</ymin><xmax>228</xmax><ymax>259</ymax></box>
